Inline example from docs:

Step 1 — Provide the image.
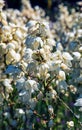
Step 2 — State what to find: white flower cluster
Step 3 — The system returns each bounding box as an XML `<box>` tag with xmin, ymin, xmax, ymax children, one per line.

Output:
<box><xmin>0</xmin><ymin>0</ymin><xmax>82</xmax><ymax>129</ymax></box>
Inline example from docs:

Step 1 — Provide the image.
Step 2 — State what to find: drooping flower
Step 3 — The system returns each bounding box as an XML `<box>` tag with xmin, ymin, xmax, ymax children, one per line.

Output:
<box><xmin>74</xmin><ymin>98</ymin><xmax>82</xmax><ymax>106</ymax></box>
<box><xmin>67</xmin><ymin>121</ymin><xmax>74</xmax><ymax>128</ymax></box>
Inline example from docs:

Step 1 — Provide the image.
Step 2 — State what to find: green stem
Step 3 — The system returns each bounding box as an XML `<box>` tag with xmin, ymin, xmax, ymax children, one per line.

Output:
<box><xmin>57</xmin><ymin>95</ymin><xmax>82</xmax><ymax>127</ymax></box>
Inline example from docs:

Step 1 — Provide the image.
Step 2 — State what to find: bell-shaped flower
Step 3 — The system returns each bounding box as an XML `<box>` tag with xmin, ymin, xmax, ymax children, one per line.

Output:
<box><xmin>79</xmin><ymin>47</ymin><xmax>82</xmax><ymax>52</ymax></box>
<box><xmin>72</xmin><ymin>52</ymin><xmax>81</xmax><ymax>60</ymax></box>
<box><xmin>6</xmin><ymin>49</ymin><xmax>21</xmax><ymax>64</ymax></box>
<box><xmin>25</xmin><ymin>36</ymin><xmax>43</xmax><ymax>50</ymax></box>
<box><xmin>25</xmin><ymin>80</ymin><xmax>38</xmax><ymax>92</ymax></box>
<box><xmin>58</xmin><ymin>70</ymin><xmax>66</xmax><ymax>80</ymax></box>
<box><xmin>3</xmin><ymin>79</ymin><xmax>13</xmax><ymax>93</ymax></box>
<box><xmin>74</xmin><ymin>98</ymin><xmax>82</xmax><ymax>106</ymax></box>
<box><xmin>24</xmin><ymin>48</ymin><xmax>33</xmax><ymax>63</ymax></box>
<box><xmin>62</xmin><ymin>52</ymin><xmax>73</xmax><ymax>61</ymax></box>
<box><xmin>0</xmin><ymin>0</ymin><xmax>4</xmax><ymax>10</ymax></box>
<box><xmin>0</xmin><ymin>43</ymin><xmax>6</xmax><ymax>55</ymax></box>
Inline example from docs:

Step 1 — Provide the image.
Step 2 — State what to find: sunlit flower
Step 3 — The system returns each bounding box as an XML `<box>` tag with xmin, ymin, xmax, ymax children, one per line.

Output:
<box><xmin>25</xmin><ymin>36</ymin><xmax>43</xmax><ymax>50</ymax></box>
<box><xmin>0</xmin><ymin>0</ymin><xmax>5</xmax><ymax>10</ymax></box>
<box><xmin>6</xmin><ymin>49</ymin><xmax>21</xmax><ymax>64</ymax></box>
<box><xmin>79</xmin><ymin>47</ymin><xmax>82</xmax><ymax>52</ymax></box>
<box><xmin>3</xmin><ymin>78</ymin><xmax>13</xmax><ymax>93</ymax></box>
<box><xmin>16</xmin><ymin>109</ymin><xmax>25</xmax><ymax>115</ymax></box>
<box><xmin>67</xmin><ymin>121</ymin><xmax>74</xmax><ymax>128</ymax></box>
<box><xmin>0</xmin><ymin>43</ymin><xmax>6</xmax><ymax>55</ymax></box>
<box><xmin>48</xmin><ymin>105</ymin><xmax>54</xmax><ymax>114</ymax></box>
<box><xmin>74</xmin><ymin>98</ymin><xmax>82</xmax><ymax>106</ymax></box>
<box><xmin>62</xmin><ymin>52</ymin><xmax>73</xmax><ymax>61</ymax></box>
<box><xmin>69</xmin><ymin>85</ymin><xmax>77</xmax><ymax>94</ymax></box>
<box><xmin>58</xmin><ymin>70</ymin><xmax>66</xmax><ymax>80</ymax></box>
<box><xmin>72</xmin><ymin>52</ymin><xmax>81</xmax><ymax>60</ymax></box>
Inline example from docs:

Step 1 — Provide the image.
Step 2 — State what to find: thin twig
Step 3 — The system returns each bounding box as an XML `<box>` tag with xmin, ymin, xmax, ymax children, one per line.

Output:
<box><xmin>57</xmin><ymin>95</ymin><xmax>82</xmax><ymax>127</ymax></box>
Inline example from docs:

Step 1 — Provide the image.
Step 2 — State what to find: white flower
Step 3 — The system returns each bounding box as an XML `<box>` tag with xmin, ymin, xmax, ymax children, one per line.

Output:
<box><xmin>26</xmin><ymin>20</ymin><xmax>37</xmax><ymax>28</ymax></box>
<box><xmin>6</xmin><ymin>49</ymin><xmax>16</xmax><ymax>64</ymax></box>
<box><xmin>79</xmin><ymin>107</ymin><xmax>82</xmax><ymax>112</ymax></box>
<box><xmin>56</xmin><ymin>42</ymin><xmax>63</xmax><ymax>51</ymax></box>
<box><xmin>35</xmin><ymin>22</ymin><xmax>50</xmax><ymax>37</ymax></box>
<box><xmin>16</xmin><ymin>109</ymin><xmax>25</xmax><ymax>115</ymax></box>
<box><xmin>48</xmin><ymin>105</ymin><xmax>54</xmax><ymax>114</ymax></box>
<box><xmin>46</xmin><ymin>90</ymin><xmax>57</xmax><ymax>100</ymax></box>
<box><xmin>67</xmin><ymin>32</ymin><xmax>75</xmax><ymax>37</ymax></box>
<box><xmin>63</xmin><ymin>59</ymin><xmax>72</xmax><ymax>68</ymax></box>
<box><xmin>47</xmin><ymin>61</ymin><xmax>57</xmax><ymax>71</ymax></box>
<box><xmin>2</xmin><ymin>31</ymin><xmax>13</xmax><ymax>41</ymax></box>
<box><xmin>74</xmin><ymin>98</ymin><xmax>82</xmax><ymax>106</ymax></box>
<box><xmin>3</xmin><ymin>112</ymin><xmax>11</xmax><ymax>119</ymax></box>
<box><xmin>19</xmin><ymin>90</ymin><xmax>27</xmax><ymax>96</ymax></box>
<box><xmin>0</xmin><ymin>12</ymin><xmax>7</xmax><ymax>20</ymax></box>
<box><xmin>58</xmin><ymin>70</ymin><xmax>66</xmax><ymax>80</ymax></box>
<box><xmin>20</xmin><ymin>26</ymin><xmax>27</xmax><ymax>33</ymax></box>
<box><xmin>10</xmin><ymin>40</ymin><xmax>19</xmax><ymax>50</ymax></box>
<box><xmin>0</xmin><ymin>0</ymin><xmax>4</xmax><ymax>10</ymax></box>
<box><xmin>15</xmin><ymin>30</ymin><xmax>23</xmax><ymax>40</ymax></box>
<box><xmin>46</xmin><ymin>38</ymin><xmax>56</xmax><ymax>47</ymax></box>
<box><xmin>6</xmin><ymin>42</ymin><xmax>16</xmax><ymax>50</ymax></box>
<box><xmin>0</xmin><ymin>43</ymin><xmax>6</xmax><ymax>55</ymax></box>
<box><xmin>62</xmin><ymin>52</ymin><xmax>73</xmax><ymax>61</ymax></box>
<box><xmin>25</xmin><ymin>80</ymin><xmax>38</xmax><ymax>91</ymax></box>
<box><xmin>17</xmin><ymin>79</ymin><xmax>38</xmax><ymax>104</ymax></box>
<box><xmin>3</xmin><ymin>79</ymin><xmax>11</xmax><ymax>87</ymax></box>
<box><xmin>69</xmin><ymin>85</ymin><xmax>77</xmax><ymax>94</ymax></box>
<box><xmin>37</xmin><ymin>63</ymin><xmax>49</xmax><ymax>78</ymax></box>
<box><xmin>2</xmin><ymin>25</ymin><xmax>11</xmax><ymax>32</ymax></box>
<box><xmin>72</xmin><ymin>52</ymin><xmax>81</xmax><ymax>60</ymax></box>
<box><xmin>77</xmin><ymin>29</ymin><xmax>82</xmax><ymax>34</ymax></box>
<box><xmin>24</xmin><ymin>48</ymin><xmax>33</xmax><ymax>63</ymax></box>
<box><xmin>3</xmin><ymin>79</ymin><xmax>13</xmax><ymax>93</ymax></box>
<box><xmin>42</xmin><ymin>21</ymin><xmax>49</xmax><ymax>30</ymax></box>
<box><xmin>6</xmin><ymin>49</ymin><xmax>21</xmax><ymax>64</ymax></box>
<box><xmin>25</xmin><ymin>36</ymin><xmax>43</xmax><ymax>50</ymax></box>
<box><xmin>15</xmin><ymin>53</ymin><xmax>21</xmax><ymax>62</ymax></box>
<box><xmin>60</xmin><ymin>63</ymin><xmax>70</xmax><ymax>70</ymax></box>
<box><xmin>67</xmin><ymin>121</ymin><xmax>74</xmax><ymax>128</ymax></box>
<box><xmin>79</xmin><ymin>47</ymin><xmax>82</xmax><ymax>52</ymax></box>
